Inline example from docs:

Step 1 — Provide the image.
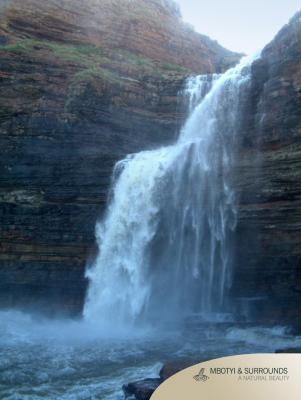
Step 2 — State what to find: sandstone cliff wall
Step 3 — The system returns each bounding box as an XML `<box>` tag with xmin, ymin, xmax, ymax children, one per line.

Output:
<box><xmin>232</xmin><ymin>12</ymin><xmax>301</xmax><ymax>327</ymax></box>
<box><xmin>0</xmin><ymin>0</ymin><xmax>239</xmax><ymax>314</ymax></box>
<box><xmin>1</xmin><ymin>0</ymin><xmax>300</xmax><ymax>326</ymax></box>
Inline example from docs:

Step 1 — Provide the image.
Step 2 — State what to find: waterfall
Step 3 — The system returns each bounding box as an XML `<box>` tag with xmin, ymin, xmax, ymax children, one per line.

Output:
<box><xmin>84</xmin><ymin>54</ymin><xmax>259</xmax><ymax>326</ymax></box>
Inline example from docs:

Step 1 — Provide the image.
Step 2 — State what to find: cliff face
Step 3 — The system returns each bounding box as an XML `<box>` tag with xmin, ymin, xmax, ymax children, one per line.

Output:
<box><xmin>232</xmin><ymin>12</ymin><xmax>301</xmax><ymax>327</ymax></box>
<box><xmin>1</xmin><ymin>0</ymin><xmax>300</xmax><ymax>326</ymax></box>
<box><xmin>0</xmin><ymin>0</ymin><xmax>240</xmax><ymax>314</ymax></box>
<box><xmin>0</xmin><ymin>0</ymin><xmax>238</xmax><ymax>73</ymax></box>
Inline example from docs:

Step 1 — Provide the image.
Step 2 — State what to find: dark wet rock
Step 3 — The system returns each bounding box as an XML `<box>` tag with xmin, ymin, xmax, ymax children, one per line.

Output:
<box><xmin>123</xmin><ymin>359</ymin><xmax>206</xmax><ymax>400</ymax></box>
<box><xmin>159</xmin><ymin>358</ymin><xmax>205</xmax><ymax>381</ymax></box>
<box><xmin>230</xmin><ymin>11</ymin><xmax>301</xmax><ymax>327</ymax></box>
<box><xmin>275</xmin><ymin>348</ymin><xmax>301</xmax><ymax>353</ymax></box>
<box><xmin>123</xmin><ymin>378</ymin><xmax>161</xmax><ymax>400</ymax></box>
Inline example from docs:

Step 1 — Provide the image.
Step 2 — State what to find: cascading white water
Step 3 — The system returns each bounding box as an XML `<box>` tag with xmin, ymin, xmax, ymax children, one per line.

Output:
<box><xmin>84</xmin><ymin>54</ymin><xmax>260</xmax><ymax>326</ymax></box>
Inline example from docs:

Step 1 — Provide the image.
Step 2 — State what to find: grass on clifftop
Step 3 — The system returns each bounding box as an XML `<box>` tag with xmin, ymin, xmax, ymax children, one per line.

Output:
<box><xmin>0</xmin><ymin>38</ymin><xmax>191</xmax><ymax>78</ymax></box>
<box><xmin>0</xmin><ymin>39</ymin><xmax>108</xmax><ymax>67</ymax></box>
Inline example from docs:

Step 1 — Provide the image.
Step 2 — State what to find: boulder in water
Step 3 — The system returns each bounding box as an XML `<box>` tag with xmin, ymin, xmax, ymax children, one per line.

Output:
<box><xmin>123</xmin><ymin>378</ymin><xmax>161</xmax><ymax>400</ymax></box>
<box><xmin>275</xmin><ymin>348</ymin><xmax>301</xmax><ymax>353</ymax></box>
<box><xmin>159</xmin><ymin>358</ymin><xmax>205</xmax><ymax>381</ymax></box>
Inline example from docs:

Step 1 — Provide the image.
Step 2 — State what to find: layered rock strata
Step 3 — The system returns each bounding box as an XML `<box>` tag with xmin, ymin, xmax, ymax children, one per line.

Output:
<box><xmin>0</xmin><ymin>0</ymin><xmax>239</xmax><ymax>313</ymax></box>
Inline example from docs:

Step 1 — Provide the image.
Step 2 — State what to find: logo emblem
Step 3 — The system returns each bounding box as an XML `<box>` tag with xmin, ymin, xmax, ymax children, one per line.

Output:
<box><xmin>193</xmin><ymin>368</ymin><xmax>210</xmax><ymax>382</ymax></box>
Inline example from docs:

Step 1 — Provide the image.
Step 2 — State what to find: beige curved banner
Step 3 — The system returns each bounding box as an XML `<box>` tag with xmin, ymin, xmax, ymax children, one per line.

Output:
<box><xmin>151</xmin><ymin>354</ymin><xmax>301</xmax><ymax>400</ymax></box>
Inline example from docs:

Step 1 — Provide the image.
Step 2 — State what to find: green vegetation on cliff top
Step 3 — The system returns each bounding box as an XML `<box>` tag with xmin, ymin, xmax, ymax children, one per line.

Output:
<box><xmin>0</xmin><ymin>38</ymin><xmax>191</xmax><ymax>82</ymax></box>
<box><xmin>0</xmin><ymin>37</ymin><xmax>191</xmax><ymax>116</ymax></box>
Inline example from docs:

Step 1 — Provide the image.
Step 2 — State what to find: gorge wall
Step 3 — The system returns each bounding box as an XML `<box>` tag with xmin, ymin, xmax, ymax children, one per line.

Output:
<box><xmin>0</xmin><ymin>0</ymin><xmax>239</xmax><ymax>314</ymax></box>
<box><xmin>232</xmin><ymin>11</ymin><xmax>301</xmax><ymax>327</ymax></box>
<box><xmin>0</xmin><ymin>0</ymin><xmax>300</xmax><ymax>327</ymax></box>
